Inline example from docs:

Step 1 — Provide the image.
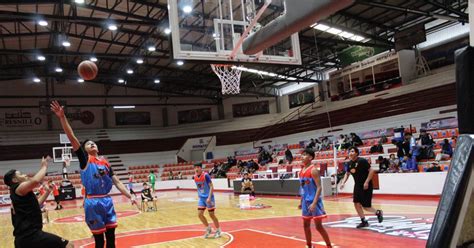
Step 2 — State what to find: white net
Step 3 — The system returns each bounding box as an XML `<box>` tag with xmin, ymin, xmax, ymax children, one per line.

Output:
<box><xmin>211</xmin><ymin>64</ymin><xmax>242</xmax><ymax>94</ymax></box>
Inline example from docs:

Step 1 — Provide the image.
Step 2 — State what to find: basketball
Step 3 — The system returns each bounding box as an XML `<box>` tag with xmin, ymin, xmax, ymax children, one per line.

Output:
<box><xmin>77</xmin><ymin>60</ymin><xmax>98</xmax><ymax>80</ymax></box>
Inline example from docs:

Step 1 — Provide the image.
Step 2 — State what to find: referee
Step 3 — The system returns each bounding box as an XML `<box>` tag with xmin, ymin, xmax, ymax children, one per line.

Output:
<box><xmin>4</xmin><ymin>156</ymin><xmax>73</xmax><ymax>248</ymax></box>
<box><xmin>340</xmin><ymin>146</ymin><xmax>383</xmax><ymax>228</ymax></box>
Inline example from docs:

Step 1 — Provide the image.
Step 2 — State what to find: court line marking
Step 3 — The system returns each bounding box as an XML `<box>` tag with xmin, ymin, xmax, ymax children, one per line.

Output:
<box><xmin>221</xmin><ymin>228</ymin><xmax>335</xmax><ymax>247</ymax></box>
<box><xmin>78</xmin><ymin>229</ymin><xmax>203</xmax><ymax>248</ymax></box>
<box><xmin>129</xmin><ymin>232</ymin><xmax>233</xmax><ymax>248</ymax></box>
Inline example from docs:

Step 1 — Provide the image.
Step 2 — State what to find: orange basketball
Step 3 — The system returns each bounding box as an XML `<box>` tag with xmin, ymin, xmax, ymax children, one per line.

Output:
<box><xmin>77</xmin><ymin>60</ymin><xmax>98</xmax><ymax>80</ymax></box>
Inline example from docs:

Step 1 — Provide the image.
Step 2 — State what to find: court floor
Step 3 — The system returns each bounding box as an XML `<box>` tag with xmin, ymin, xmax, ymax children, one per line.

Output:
<box><xmin>0</xmin><ymin>190</ymin><xmax>439</xmax><ymax>247</ymax></box>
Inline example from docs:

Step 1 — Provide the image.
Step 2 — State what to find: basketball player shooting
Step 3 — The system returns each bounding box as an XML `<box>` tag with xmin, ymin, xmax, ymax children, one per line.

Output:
<box><xmin>50</xmin><ymin>100</ymin><xmax>138</xmax><ymax>248</ymax></box>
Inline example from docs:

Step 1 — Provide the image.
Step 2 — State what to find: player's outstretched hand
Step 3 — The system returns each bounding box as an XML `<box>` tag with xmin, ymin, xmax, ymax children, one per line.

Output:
<box><xmin>41</xmin><ymin>156</ymin><xmax>51</xmax><ymax>168</ymax></box>
<box><xmin>50</xmin><ymin>100</ymin><xmax>65</xmax><ymax>118</ymax></box>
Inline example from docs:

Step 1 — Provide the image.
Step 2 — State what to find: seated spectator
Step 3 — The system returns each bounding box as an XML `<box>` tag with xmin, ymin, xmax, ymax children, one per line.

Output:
<box><xmin>388</xmin><ymin>153</ymin><xmax>400</xmax><ymax>172</ymax></box>
<box><xmin>285</xmin><ymin>148</ymin><xmax>293</xmax><ymax>164</ymax></box>
<box><xmin>168</xmin><ymin>170</ymin><xmax>174</xmax><ymax>180</ymax></box>
<box><xmin>401</xmin><ymin>154</ymin><xmax>417</xmax><ymax>172</ymax></box>
<box><xmin>177</xmin><ymin>171</ymin><xmax>183</xmax><ymax>180</ymax></box>
<box><xmin>370</xmin><ymin>140</ymin><xmax>384</xmax><ymax>154</ymax></box>
<box><xmin>418</xmin><ymin>129</ymin><xmax>435</xmax><ymax>159</ymax></box>
<box><xmin>141</xmin><ymin>182</ymin><xmax>157</xmax><ymax>212</ymax></box>
<box><xmin>336</xmin><ymin>134</ymin><xmax>346</xmax><ymax>150</ymax></box>
<box><xmin>379</xmin><ymin>134</ymin><xmax>388</xmax><ymax>144</ymax></box>
<box><xmin>247</xmin><ymin>160</ymin><xmax>259</xmax><ymax>173</ymax></box>
<box><xmin>210</xmin><ymin>164</ymin><xmax>219</xmax><ymax>177</ymax></box>
<box><xmin>377</xmin><ymin>156</ymin><xmax>390</xmax><ymax>173</ymax></box>
<box><xmin>435</xmin><ymin>138</ymin><xmax>453</xmax><ymax>162</ymax></box>
<box><xmin>426</xmin><ymin>163</ymin><xmax>442</xmax><ymax>172</ymax></box>
<box><xmin>321</xmin><ymin>137</ymin><xmax>331</xmax><ymax>150</ymax></box>
<box><xmin>258</xmin><ymin>147</ymin><xmax>272</xmax><ymax>165</ymax></box>
<box><xmin>350</xmin><ymin>133</ymin><xmax>363</xmax><ymax>147</ymax></box>
<box><xmin>241</xmin><ymin>173</ymin><xmax>255</xmax><ymax>197</ymax></box>
<box><xmin>306</xmin><ymin>139</ymin><xmax>315</xmax><ymax>149</ymax></box>
<box><xmin>314</xmin><ymin>138</ymin><xmax>322</xmax><ymax>151</ymax></box>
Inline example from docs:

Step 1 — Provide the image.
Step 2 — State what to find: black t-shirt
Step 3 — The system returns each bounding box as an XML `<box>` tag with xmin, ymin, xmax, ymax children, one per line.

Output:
<box><xmin>141</xmin><ymin>188</ymin><xmax>152</xmax><ymax>200</ymax></box>
<box><xmin>347</xmin><ymin>158</ymin><xmax>372</xmax><ymax>188</ymax></box>
<box><xmin>241</xmin><ymin>178</ymin><xmax>252</xmax><ymax>186</ymax></box>
<box><xmin>379</xmin><ymin>159</ymin><xmax>390</xmax><ymax>172</ymax></box>
<box><xmin>10</xmin><ymin>183</ymin><xmax>42</xmax><ymax>238</ymax></box>
<box><xmin>75</xmin><ymin>147</ymin><xmax>114</xmax><ymax>176</ymax></box>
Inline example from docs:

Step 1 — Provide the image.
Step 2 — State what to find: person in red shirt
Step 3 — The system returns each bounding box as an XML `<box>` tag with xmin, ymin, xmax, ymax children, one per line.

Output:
<box><xmin>49</xmin><ymin>181</ymin><xmax>62</xmax><ymax>210</ymax></box>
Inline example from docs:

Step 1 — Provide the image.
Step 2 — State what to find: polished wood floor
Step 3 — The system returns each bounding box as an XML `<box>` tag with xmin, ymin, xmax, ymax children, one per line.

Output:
<box><xmin>0</xmin><ymin>191</ymin><xmax>439</xmax><ymax>247</ymax></box>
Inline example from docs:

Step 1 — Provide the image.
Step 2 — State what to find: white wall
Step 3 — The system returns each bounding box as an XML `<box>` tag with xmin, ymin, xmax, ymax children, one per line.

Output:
<box><xmin>339</xmin><ymin>172</ymin><xmax>447</xmax><ymax>195</ymax></box>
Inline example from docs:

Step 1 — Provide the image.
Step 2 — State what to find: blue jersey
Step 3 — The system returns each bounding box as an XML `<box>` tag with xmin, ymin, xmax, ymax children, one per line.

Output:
<box><xmin>81</xmin><ymin>156</ymin><xmax>113</xmax><ymax>195</ymax></box>
<box><xmin>193</xmin><ymin>173</ymin><xmax>212</xmax><ymax>198</ymax></box>
<box><xmin>299</xmin><ymin>165</ymin><xmax>318</xmax><ymax>202</ymax></box>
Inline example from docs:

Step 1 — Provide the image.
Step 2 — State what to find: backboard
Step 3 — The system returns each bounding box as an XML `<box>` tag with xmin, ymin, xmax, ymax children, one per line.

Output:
<box><xmin>168</xmin><ymin>0</ymin><xmax>302</xmax><ymax>65</ymax></box>
<box><xmin>52</xmin><ymin>146</ymin><xmax>78</xmax><ymax>163</ymax></box>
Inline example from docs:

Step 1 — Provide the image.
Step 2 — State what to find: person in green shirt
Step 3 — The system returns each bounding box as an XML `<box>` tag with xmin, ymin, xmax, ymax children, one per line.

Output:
<box><xmin>148</xmin><ymin>170</ymin><xmax>156</xmax><ymax>192</ymax></box>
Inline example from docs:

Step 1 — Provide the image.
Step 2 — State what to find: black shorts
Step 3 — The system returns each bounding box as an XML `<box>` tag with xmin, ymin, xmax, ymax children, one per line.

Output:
<box><xmin>54</xmin><ymin>196</ymin><xmax>60</xmax><ymax>202</ymax></box>
<box><xmin>353</xmin><ymin>186</ymin><xmax>373</xmax><ymax>208</ymax></box>
<box><xmin>15</xmin><ymin>230</ymin><xmax>69</xmax><ymax>248</ymax></box>
<box><xmin>242</xmin><ymin>187</ymin><xmax>253</xmax><ymax>191</ymax></box>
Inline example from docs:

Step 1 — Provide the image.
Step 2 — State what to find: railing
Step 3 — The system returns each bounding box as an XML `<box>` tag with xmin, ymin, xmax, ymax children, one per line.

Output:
<box><xmin>253</xmin><ymin>95</ymin><xmax>322</xmax><ymax>143</ymax></box>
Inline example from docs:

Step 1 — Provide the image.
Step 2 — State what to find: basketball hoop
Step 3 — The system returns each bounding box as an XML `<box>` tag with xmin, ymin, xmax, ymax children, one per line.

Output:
<box><xmin>211</xmin><ymin>64</ymin><xmax>242</xmax><ymax>94</ymax></box>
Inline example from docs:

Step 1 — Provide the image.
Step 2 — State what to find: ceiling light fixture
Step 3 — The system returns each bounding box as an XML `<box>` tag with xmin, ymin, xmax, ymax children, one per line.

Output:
<box><xmin>77</xmin><ymin>78</ymin><xmax>84</xmax><ymax>83</ymax></box>
<box><xmin>89</xmin><ymin>57</ymin><xmax>98</xmax><ymax>62</ymax></box>
<box><xmin>136</xmin><ymin>58</ymin><xmax>144</xmax><ymax>64</ymax></box>
<box><xmin>154</xmin><ymin>79</ymin><xmax>160</xmax><ymax>84</ymax></box>
<box><xmin>126</xmin><ymin>69</ymin><xmax>134</xmax><ymax>74</ymax></box>
<box><xmin>37</xmin><ymin>55</ymin><xmax>46</xmax><ymax>61</ymax></box>
<box><xmin>176</xmin><ymin>60</ymin><xmax>184</xmax><ymax>66</ymax></box>
<box><xmin>182</xmin><ymin>5</ymin><xmax>192</xmax><ymax>13</ymax></box>
<box><xmin>55</xmin><ymin>67</ymin><xmax>63</xmax><ymax>72</ymax></box>
<box><xmin>62</xmin><ymin>41</ymin><xmax>71</xmax><ymax>47</ymax></box>
<box><xmin>38</xmin><ymin>20</ymin><xmax>48</xmax><ymax>26</ymax></box>
<box><xmin>108</xmin><ymin>24</ymin><xmax>118</xmax><ymax>31</ymax></box>
<box><xmin>33</xmin><ymin>77</ymin><xmax>41</xmax><ymax>83</ymax></box>
<box><xmin>164</xmin><ymin>28</ymin><xmax>171</xmax><ymax>34</ymax></box>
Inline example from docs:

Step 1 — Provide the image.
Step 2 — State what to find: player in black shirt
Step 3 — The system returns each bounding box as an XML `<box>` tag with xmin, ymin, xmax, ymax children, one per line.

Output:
<box><xmin>141</xmin><ymin>183</ymin><xmax>157</xmax><ymax>212</ymax></box>
<box><xmin>240</xmin><ymin>173</ymin><xmax>255</xmax><ymax>197</ymax></box>
<box><xmin>340</xmin><ymin>146</ymin><xmax>384</xmax><ymax>228</ymax></box>
<box><xmin>3</xmin><ymin>156</ymin><xmax>73</xmax><ymax>248</ymax></box>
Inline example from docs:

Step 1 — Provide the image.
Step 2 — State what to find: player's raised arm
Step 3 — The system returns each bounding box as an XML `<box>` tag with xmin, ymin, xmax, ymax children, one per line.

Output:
<box><xmin>50</xmin><ymin>100</ymin><xmax>81</xmax><ymax>151</ymax></box>
<box><xmin>16</xmin><ymin>156</ymin><xmax>50</xmax><ymax>196</ymax></box>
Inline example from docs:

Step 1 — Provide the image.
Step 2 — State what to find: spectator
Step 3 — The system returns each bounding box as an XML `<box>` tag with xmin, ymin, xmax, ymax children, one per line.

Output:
<box><xmin>321</xmin><ymin>137</ymin><xmax>331</xmax><ymax>150</ymax></box>
<box><xmin>168</xmin><ymin>170</ymin><xmax>174</xmax><ymax>180</ymax></box>
<box><xmin>285</xmin><ymin>148</ymin><xmax>293</xmax><ymax>164</ymax></box>
<box><xmin>306</xmin><ymin>139</ymin><xmax>315</xmax><ymax>149</ymax></box>
<box><xmin>370</xmin><ymin>140</ymin><xmax>384</xmax><ymax>154</ymax></box>
<box><xmin>377</xmin><ymin>156</ymin><xmax>390</xmax><ymax>173</ymax></box>
<box><xmin>210</xmin><ymin>164</ymin><xmax>219</xmax><ymax>177</ymax></box>
<box><xmin>336</xmin><ymin>134</ymin><xmax>345</xmax><ymax>150</ymax></box>
<box><xmin>418</xmin><ymin>129</ymin><xmax>435</xmax><ymax>159</ymax></box>
<box><xmin>435</xmin><ymin>138</ymin><xmax>453</xmax><ymax>162</ymax></box>
<box><xmin>350</xmin><ymin>133</ymin><xmax>363</xmax><ymax>147</ymax></box>
<box><xmin>177</xmin><ymin>171</ymin><xmax>183</xmax><ymax>180</ymax></box>
<box><xmin>248</xmin><ymin>160</ymin><xmax>259</xmax><ymax>173</ymax></box>
<box><xmin>401</xmin><ymin>155</ymin><xmax>417</xmax><ymax>172</ymax></box>
<box><xmin>314</xmin><ymin>138</ymin><xmax>322</xmax><ymax>151</ymax></box>
<box><xmin>426</xmin><ymin>163</ymin><xmax>442</xmax><ymax>172</ymax></box>
<box><xmin>379</xmin><ymin>134</ymin><xmax>388</xmax><ymax>144</ymax></box>
<box><xmin>388</xmin><ymin>154</ymin><xmax>400</xmax><ymax>172</ymax></box>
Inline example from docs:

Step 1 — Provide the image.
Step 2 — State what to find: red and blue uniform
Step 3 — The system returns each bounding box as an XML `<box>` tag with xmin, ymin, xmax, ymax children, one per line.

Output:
<box><xmin>78</xmin><ymin>152</ymin><xmax>117</xmax><ymax>234</ymax></box>
<box><xmin>193</xmin><ymin>173</ymin><xmax>215</xmax><ymax>210</ymax></box>
<box><xmin>299</xmin><ymin>165</ymin><xmax>326</xmax><ymax>220</ymax></box>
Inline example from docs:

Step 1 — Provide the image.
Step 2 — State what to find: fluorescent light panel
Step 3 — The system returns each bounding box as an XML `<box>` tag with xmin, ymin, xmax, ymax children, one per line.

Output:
<box><xmin>113</xmin><ymin>106</ymin><xmax>135</xmax><ymax>109</ymax></box>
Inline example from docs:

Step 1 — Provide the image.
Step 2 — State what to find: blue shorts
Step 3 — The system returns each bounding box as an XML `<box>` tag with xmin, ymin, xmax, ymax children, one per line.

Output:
<box><xmin>84</xmin><ymin>196</ymin><xmax>117</xmax><ymax>234</ymax></box>
<box><xmin>198</xmin><ymin>196</ymin><xmax>215</xmax><ymax>211</ymax></box>
<box><xmin>302</xmin><ymin>200</ymin><xmax>327</xmax><ymax>220</ymax></box>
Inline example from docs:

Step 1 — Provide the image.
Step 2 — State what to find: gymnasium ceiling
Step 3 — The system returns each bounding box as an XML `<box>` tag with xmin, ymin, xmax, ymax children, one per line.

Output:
<box><xmin>0</xmin><ymin>0</ymin><xmax>469</xmax><ymax>99</ymax></box>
